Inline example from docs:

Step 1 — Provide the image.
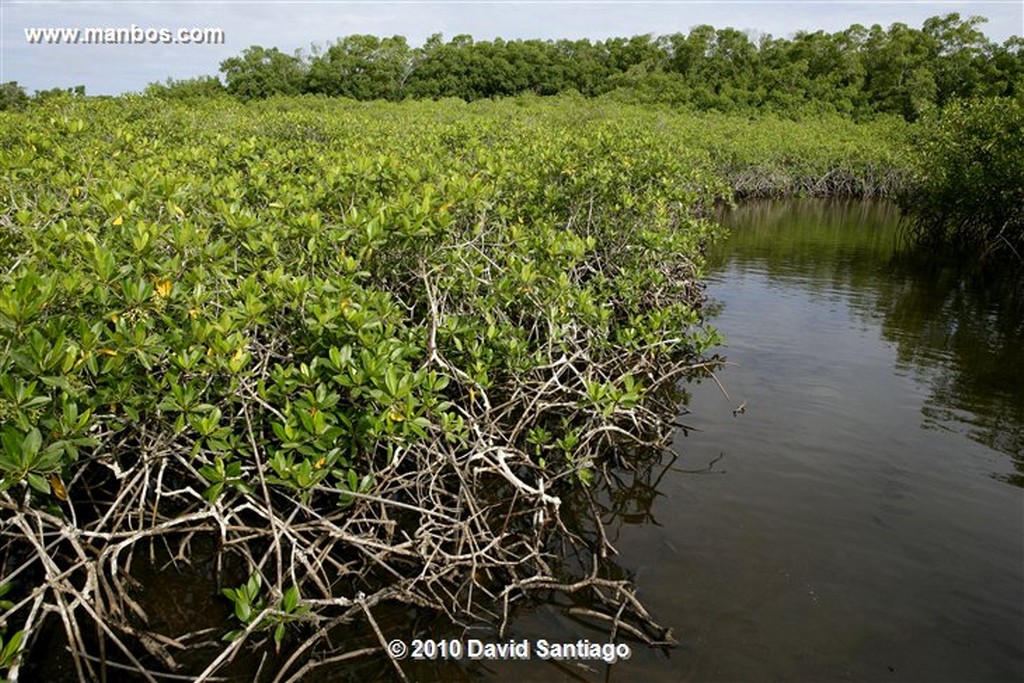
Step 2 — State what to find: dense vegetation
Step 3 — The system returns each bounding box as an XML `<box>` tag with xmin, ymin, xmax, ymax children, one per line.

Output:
<box><xmin>134</xmin><ymin>13</ymin><xmax>1024</xmax><ymax>264</ymax></box>
<box><xmin>138</xmin><ymin>14</ymin><xmax>1024</xmax><ymax>121</ymax></box>
<box><xmin>1</xmin><ymin>95</ymin><xmax>863</xmax><ymax>680</ymax></box>
<box><xmin>898</xmin><ymin>93</ymin><xmax>1024</xmax><ymax>265</ymax></box>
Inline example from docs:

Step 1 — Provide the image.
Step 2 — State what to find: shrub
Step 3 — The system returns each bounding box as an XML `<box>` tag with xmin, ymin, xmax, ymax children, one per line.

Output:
<box><xmin>900</xmin><ymin>95</ymin><xmax>1024</xmax><ymax>266</ymax></box>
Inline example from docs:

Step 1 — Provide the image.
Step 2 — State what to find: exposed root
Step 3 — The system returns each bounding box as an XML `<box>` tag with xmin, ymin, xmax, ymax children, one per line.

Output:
<box><xmin>0</xmin><ymin>314</ymin><xmax>717</xmax><ymax>681</ymax></box>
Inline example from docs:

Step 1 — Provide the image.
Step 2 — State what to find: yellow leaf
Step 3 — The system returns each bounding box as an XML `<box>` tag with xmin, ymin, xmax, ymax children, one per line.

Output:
<box><xmin>154</xmin><ymin>279</ymin><xmax>172</xmax><ymax>298</ymax></box>
<box><xmin>388</xmin><ymin>410</ymin><xmax>404</xmax><ymax>422</ymax></box>
<box><xmin>50</xmin><ymin>474</ymin><xmax>68</xmax><ymax>502</ymax></box>
<box><xmin>232</xmin><ymin>348</ymin><xmax>245</xmax><ymax>362</ymax></box>
<box><xmin>97</xmin><ymin>348</ymin><xmax>118</xmax><ymax>357</ymax></box>
<box><xmin>314</xmin><ymin>457</ymin><xmax>327</xmax><ymax>469</ymax></box>
<box><xmin>173</xmin><ymin>204</ymin><xmax>184</xmax><ymax>217</ymax></box>
<box><xmin>112</xmin><ymin>215</ymin><xmax>123</xmax><ymax>226</ymax></box>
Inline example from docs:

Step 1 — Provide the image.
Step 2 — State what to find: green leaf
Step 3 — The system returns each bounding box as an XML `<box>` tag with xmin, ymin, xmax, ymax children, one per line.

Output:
<box><xmin>384</xmin><ymin>367</ymin><xmax>398</xmax><ymax>397</ymax></box>
<box><xmin>235</xmin><ymin>600</ymin><xmax>251</xmax><ymax>623</ymax></box>
<box><xmin>0</xmin><ymin>629</ymin><xmax>23</xmax><ymax>666</ymax></box>
<box><xmin>22</xmin><ymin>428</ymin><xmax>42</xmax><ymax>459</ymax></box>
<box><xmin>0</xmin><ymin>453</ymin><xmax>20</xmax><ymax>473</ymax></box>
<box><xmin>198</xmin><ymin>464</ymin><xmax>220</xmax><ymax>483</ymax></box>
<box><xmin>26</xmin><ymin>472</ymin><xmax>50</xmax><ymax>495</ymax></box>
<box><xmin>1</xmin><ymin>429</ymin><xmax>22</xmax><ymax>460</ymax></box>
<box><xmin>33</xmin><ymin>445</ymin><xmax>64</xmax><ymax>472</ymax></box>
<box><xmin>203</xmin><ymin>482</ymin><xmax>224</xmax><ymax>503</ymax></box>
<box><xmin>244</xmin><ymin>572</ymin><xmax>262</xmax><ymax>600</ymax></box>
<box><xmin>282</xmin><ymin>584</ymin><xmax>299</xmax><ymax>613</ymax></box>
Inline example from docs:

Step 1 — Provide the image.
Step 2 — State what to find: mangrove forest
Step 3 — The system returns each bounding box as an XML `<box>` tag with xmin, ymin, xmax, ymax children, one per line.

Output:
<box><xmin>0</xmin><ymin>10</ymin><xmax>1021</xmax><ymax>682</ymax></box>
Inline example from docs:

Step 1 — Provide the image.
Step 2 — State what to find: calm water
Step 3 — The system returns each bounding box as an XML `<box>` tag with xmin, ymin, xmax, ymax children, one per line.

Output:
<box><xmin>492</xmin><ymin>199</ymin><xmax>1024</xmax><ymax>681</ymax></box>
<box><xmin>332</xmin><ymin>199</ymin><xmax>1024</xmax><ymax>682</ymax></box>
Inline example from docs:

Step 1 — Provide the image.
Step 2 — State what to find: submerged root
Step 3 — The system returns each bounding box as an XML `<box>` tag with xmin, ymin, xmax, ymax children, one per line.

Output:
<box><xmin>0</xmin><ymin>338</ymin><xmax>714</xmax><ymax>681</ymax></box>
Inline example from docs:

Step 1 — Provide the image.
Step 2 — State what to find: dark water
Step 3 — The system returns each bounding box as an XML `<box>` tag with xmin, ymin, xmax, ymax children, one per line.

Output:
<box><xmin>495</xmin><ymin>199</ymin><xmax>1024</xmax><ymax>682</ymax></box>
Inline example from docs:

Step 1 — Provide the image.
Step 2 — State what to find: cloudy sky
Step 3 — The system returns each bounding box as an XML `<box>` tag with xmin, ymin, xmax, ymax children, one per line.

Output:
<box><xmin>2</xmin><ymin>1</ymin><xmax>1022</xmax><ymax>95</ymax></box>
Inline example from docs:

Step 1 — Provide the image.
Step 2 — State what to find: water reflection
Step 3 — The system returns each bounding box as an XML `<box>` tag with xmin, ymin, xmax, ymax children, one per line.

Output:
<box><xmin>880</xmin><ymin>251</ymin><xmax>1024</xmax><ymax>485</ymax></box>
<box><xmin>624</xmin><ymin>199</ymin><xmax>1024</xmax><ymax>682</ymax></box>
<box><xmin>714</xmin><ymin>199</ymin><xmax>1024</xmax><ymax>486</ymax></box>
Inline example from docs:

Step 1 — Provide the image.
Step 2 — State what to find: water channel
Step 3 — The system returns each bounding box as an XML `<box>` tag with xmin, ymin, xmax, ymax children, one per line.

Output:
<box><xmin>486</xmin><ymin>198</ymin><xmax>1024</xmax><ymax>681</ymax></box>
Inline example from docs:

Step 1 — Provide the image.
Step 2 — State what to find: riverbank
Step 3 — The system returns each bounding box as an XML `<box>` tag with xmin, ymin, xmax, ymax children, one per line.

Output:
<box><xmin>898</xmin><ymin>94</ymin><xmax>1024</xmax><ymax>269</ymax></box>
<box><xmin>656</xmin><ymin>198</ymin><xmax>1022</xmax><ymax>681</ymax></box>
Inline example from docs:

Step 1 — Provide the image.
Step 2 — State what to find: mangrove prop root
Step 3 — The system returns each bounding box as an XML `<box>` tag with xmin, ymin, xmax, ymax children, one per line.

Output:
<box><xmin>0</xmin><ymin>171</ymin><xmax>718</xmax><ymax>678</ymax></box>
<box><xmin>0</xmin><ymin>332</ymin><xmax>711</xmax><ymax>681</ymax></box>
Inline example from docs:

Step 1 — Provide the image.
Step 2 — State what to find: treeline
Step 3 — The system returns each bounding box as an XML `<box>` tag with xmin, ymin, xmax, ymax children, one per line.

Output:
<box><xmin>0</xmin><ymin>82</ymin><xmax>85</xmax><ymax>111</ymax></box>
<box><xmin>899</xmin><ymin>94</ymin><xmax>1023</xmax><ymax>265</ymax></box>
<box><xmin>142</xmin><ymin>13</ymin><xmax>1023</xmax><ymax>120</ymax></box>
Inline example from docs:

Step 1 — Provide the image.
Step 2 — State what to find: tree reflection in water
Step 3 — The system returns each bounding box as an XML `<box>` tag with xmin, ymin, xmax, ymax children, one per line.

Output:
<box><xmin>716</xmin><ymin>199</ymin><xmax>1024</xmax><ymax>487</ymax></box>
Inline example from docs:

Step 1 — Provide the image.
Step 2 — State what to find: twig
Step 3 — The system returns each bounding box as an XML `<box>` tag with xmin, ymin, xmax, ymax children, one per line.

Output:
<box><xmin>358</xmin><ymin>597</ymin><xmax>409</xmax><ymax>683</ymax></box>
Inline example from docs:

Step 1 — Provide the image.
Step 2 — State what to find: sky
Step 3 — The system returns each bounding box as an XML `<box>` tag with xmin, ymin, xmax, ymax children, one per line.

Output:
<box><xmin>2</xmin><ymin>1</ymin><xmax>1022</xmax><ymax>95</ymax></box>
